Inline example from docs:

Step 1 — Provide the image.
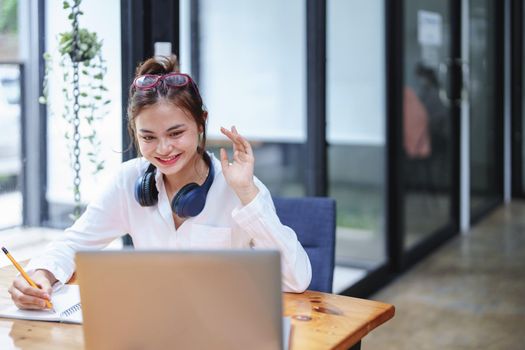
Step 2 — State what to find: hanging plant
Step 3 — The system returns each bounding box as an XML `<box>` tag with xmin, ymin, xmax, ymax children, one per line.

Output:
<box><xmin>39</xmin><ymin>0</ymin><xmax>110</xmax><ymax>219</ymax></box>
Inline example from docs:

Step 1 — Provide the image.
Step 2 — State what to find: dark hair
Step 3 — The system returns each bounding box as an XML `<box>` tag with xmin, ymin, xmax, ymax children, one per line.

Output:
<box><xmin>127</xmin><ymin>55</ymin><xmax>207</xmax><ymax>156</ymax></box>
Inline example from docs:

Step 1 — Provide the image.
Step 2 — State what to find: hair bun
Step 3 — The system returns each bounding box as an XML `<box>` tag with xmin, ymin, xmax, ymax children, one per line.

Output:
<box><xmin>135</xmin><ymin>55</ymin><xmax>180</xmax><ymax>76</ymax></box>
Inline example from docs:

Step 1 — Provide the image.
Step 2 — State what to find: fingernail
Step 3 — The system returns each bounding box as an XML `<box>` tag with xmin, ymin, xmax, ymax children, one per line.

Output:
<box><xmin>40</xmin><ymin>301</ymin><xmax>46</xmax><ymax>308</ymax></box>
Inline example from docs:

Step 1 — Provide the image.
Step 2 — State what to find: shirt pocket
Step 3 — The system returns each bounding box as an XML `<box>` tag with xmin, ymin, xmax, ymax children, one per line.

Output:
<box><xmin>190</xmin><ymin>224</ymin><xmax>232</xmax><ymax>249</ymax></box>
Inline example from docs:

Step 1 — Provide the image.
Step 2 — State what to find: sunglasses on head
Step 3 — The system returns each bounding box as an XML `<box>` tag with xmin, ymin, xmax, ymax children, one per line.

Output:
<box><xmin>132</xmin><ymin>73</ymin><xmax>194</xmax><ymax>90</ymax></box>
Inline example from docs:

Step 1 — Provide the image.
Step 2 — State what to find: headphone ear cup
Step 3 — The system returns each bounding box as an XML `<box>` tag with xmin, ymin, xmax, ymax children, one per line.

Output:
<box><xmin>134</xmin><ymin>170</ymin><xmax>158</xmax><ymax>206</ymax></box>
<box><xmin>172</xmin><ymin>183</ymin><xmax>206</xmax><ymax>218</ymax></box>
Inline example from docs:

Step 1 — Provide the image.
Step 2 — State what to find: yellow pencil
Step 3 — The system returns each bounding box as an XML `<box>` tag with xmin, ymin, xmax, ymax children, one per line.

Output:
<box><xmin>1</xmin><ymin>247</ymin><xmax>53</xmax><ymax>309</ymax></box>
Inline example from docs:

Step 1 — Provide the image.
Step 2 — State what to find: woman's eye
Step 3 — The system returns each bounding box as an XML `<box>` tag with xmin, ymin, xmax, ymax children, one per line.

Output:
<box><xmin>140</xmin><ymin>135</ymin><xmax>155</xmax><ymax>141</ymax></box>
<box><xmin>170</xmin><ymin>131</ymin><xmax>183</xmax><ymax>137</ymax></box>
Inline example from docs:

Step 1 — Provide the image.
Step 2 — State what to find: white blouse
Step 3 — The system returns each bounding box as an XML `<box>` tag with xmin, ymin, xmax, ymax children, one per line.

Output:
<box><xmin>26</xmin><ymin>153</ymin><xmax>312</xmax><ymax>293</ymax></box>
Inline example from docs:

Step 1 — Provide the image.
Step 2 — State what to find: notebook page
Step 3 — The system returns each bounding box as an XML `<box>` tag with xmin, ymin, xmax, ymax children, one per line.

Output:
<box><xmin>0</xmin><ymin>285</ymin><xmax>82</xmax><ymax>324</ymax></box>
<box><xmin>51</xmin><ymin>285</ymin><xmax>83</xmax><ymax>324</ymax></box>
<box><xmin>0</xmin><ymin>305</ymin><xmax>61</xmax><ymax>322</ymax></box>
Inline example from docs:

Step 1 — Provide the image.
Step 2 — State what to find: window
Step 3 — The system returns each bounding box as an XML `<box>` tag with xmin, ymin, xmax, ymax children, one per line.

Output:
<box><xmin>0</xmin><ymin>0</ymin><xmax>22</xmax><ymax>229</ymax></box>
<box><xmin>181</xmin><ymin>0</ymin><xmax>307</xmax><ymax>196</ymax></box>
<box><xmin>327</xmin><ymin>0</ymin><xmax>387</xmax><ymax>289</ymax></box>
<box><xmin>44</xmin><ymin>0</ymin><xmax>122</xmax><ymax>227</ymax></box>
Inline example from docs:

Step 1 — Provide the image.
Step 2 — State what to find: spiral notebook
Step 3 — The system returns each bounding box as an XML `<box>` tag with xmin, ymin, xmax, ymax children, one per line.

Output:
<box><xmin>0</xmin><ymin>284</ymin><xmax>82</xmax><ymax>324</ymax></box>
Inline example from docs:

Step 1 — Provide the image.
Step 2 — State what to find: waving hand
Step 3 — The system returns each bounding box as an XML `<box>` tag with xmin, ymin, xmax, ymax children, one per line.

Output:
<box><xmin>219</xmin><ymin>126</ymin><xmax>259</xmax><ymax>205</ymax></box>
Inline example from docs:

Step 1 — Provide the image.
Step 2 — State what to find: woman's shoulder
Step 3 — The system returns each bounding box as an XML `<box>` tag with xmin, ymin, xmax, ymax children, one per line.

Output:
<box><xmin>120</xmin><ymin>157</ymin><xmax>148</xmax><ymax>172</ymax></box>
<box><xmin>113</xmin><ymin>157</ymin><xmax>150</xmax><ymax>185</ymax></box>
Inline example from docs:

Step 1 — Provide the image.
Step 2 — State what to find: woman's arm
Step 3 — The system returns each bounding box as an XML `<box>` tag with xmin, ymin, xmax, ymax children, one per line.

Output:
<box><xmin>24</xmin><ymin>165</ymin><xmax>131</xmax><ymax>284</ymax></box>
<box><xmin>231</xmin><ymin>182</ymin><xmax>312</xmax><ymax>293</ymax></box>
<box><xmin>219</xmin><ymin>126</ymin><xmax>311</xmax><ymax>292</ymax></box>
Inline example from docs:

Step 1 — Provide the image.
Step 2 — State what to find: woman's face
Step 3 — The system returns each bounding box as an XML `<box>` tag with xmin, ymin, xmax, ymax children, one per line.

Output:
<box><xmin>135</xmin><ymin>101</ymin><xmax>202</xmax><ymax>177</ymax></box>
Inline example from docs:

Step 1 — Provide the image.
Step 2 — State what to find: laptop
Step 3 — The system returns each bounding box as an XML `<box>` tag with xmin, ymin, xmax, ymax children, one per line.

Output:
<box><xmin>75</xmin><ymin>250</ymin><xmax>288</xmax><ymax>350</ymax></box>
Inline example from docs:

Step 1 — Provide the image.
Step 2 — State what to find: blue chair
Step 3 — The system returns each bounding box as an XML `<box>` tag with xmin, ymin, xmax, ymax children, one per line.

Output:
<box><xmin>273</xmin><ymin>196</ymin><xmax>336</xmax><ymax>293</ymax></box>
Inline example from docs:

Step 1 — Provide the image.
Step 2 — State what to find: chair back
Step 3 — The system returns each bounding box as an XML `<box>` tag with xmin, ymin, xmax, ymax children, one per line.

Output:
<box><xmin>273</xmin><ymin>196</ymin><xmax>336</xmax><ymax>293</ymax></box>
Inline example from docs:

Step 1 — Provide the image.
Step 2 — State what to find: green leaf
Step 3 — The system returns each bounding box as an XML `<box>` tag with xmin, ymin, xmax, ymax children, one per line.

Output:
<box><xmin>63</xmin><ymin>1</ymin><xmax>70</xmax><ymax>9</ymax></box>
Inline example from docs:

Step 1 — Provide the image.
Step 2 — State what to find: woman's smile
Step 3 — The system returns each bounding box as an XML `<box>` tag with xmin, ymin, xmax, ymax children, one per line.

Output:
<box><xmin>155</xmin><ymin>153</ymin><xmax>182</xmax><ymax>166</ymax></box>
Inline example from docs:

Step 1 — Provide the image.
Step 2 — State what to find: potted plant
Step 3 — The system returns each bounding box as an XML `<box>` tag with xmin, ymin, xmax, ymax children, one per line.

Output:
<box><xmin>39</xmin><ymin>0</ymin><xmax>110</xmax><ymax>219</ymax></box>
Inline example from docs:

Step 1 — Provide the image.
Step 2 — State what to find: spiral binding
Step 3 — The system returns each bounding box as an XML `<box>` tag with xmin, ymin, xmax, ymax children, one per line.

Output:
<box><xmin>60</xmin><ymin>302</ymin><xmax>82</xmax><ymax>318</ymax></box>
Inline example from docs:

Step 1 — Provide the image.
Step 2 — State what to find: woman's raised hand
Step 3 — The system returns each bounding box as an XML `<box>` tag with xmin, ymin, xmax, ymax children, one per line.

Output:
<box><xmin>220</xmin><ymin>126</ymin><xmax>259</xmax><ymax>205</ymax></box>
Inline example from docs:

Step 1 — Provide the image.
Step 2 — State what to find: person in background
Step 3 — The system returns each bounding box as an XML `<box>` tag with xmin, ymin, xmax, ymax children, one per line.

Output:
<box><xmin>9</xmin><ymin>55</ymin><xmax>312</xmax><ymax>310</ymax></box>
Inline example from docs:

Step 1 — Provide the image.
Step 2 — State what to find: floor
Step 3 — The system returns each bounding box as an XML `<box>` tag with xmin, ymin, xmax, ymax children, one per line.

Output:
<box><xmin>363</xmin><ymin>201</ymin><xmax>525</xmax><ymax>350</ymax></box>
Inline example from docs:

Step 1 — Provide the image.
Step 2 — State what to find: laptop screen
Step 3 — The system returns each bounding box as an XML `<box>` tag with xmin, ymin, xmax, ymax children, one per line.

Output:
<box><xmin>76</xmin><ymin>250</ymin><xmax>285</xmax><ymax>350</ymax></box>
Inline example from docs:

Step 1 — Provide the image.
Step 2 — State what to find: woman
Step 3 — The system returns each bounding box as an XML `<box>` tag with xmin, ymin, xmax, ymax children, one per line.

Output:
<box><xmin>9</xmin><ymin>55</ymin><xmax>312</xmax><ymax>310</ymax></box>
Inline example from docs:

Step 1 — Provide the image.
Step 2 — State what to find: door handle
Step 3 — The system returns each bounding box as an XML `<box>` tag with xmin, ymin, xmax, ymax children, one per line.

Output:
<box><xmin>438</xmin><ymin>59</ymin><xmax>453</xmax><ymax>107</ymax></box>
<box><xmin>438</xmin><ymin>58</ymin><xmax>469</xmax><ymax>107</ymax></box>
<box><xmin>458</xmin><ymin>59</ymin><xmax>470</xmax><ymax>103</ymax></box>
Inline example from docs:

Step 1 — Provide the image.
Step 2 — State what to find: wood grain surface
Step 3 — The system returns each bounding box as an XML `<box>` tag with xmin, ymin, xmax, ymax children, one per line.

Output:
<box><xmin>0</xmin><ymin>263</ymin><xmax>394</xmax><ymax>349</ymax></box>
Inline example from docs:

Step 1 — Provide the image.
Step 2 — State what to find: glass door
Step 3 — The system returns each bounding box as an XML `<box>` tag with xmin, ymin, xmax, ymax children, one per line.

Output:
<box><xmin>468</xmin><ymin>0</ymin><xmax>503</xmax><ymax>220</ymax></box>
<box><xmin>327</xmin><ymin>0</ymin><xmax>387</xmax><ymax>292</ymax></box>
<box><xmin>401</xmin><ymin>0</ymin><xmax>459</xmax><ymax>256</ymax></box>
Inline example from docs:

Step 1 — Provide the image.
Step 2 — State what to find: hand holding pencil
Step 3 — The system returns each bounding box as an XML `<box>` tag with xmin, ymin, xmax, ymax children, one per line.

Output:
<box><xmin>2</xmin><ymin>247</ymin><xmax>54</xmax><ymax>310</ymax></box>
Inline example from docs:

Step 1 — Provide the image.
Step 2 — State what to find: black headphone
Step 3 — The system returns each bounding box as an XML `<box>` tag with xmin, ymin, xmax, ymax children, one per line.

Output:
<box><xmin>134</xmin><ymin>153</ymin><xmax>215</xmax><ymax>218</ymax></box>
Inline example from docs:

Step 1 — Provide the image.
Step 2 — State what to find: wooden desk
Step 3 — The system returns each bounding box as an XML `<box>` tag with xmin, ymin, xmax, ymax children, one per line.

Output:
<box><xmin>0</xmin><ymin>264</ymin><xmax>394</xmax><ymax>349</ymax></box>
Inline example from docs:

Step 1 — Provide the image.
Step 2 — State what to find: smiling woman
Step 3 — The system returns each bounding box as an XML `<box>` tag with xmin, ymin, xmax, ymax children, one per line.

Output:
<box><xmin>9</xmin><ymin>55</ymin><xmax>313</xmax><ymax>310</ymax></box>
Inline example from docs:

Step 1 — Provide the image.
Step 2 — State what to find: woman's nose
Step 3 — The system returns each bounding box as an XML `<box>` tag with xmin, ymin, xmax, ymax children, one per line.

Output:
<box><xmin>157</xmin><ymin>138</ymin><xmax>173</xmax><ymax>154</ymax></box>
